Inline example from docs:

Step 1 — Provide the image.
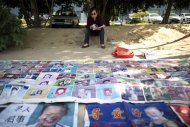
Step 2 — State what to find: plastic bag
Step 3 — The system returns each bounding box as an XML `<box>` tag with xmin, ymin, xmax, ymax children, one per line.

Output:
<box><xmin>112</xmin><ymin>46</ymin><xmax>134</xmax><ymax>58</ymax></box>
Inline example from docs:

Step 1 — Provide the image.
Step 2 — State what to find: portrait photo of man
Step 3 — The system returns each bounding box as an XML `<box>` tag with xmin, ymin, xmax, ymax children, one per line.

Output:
<box><xmin>28</xmin><ymin>103</ymin><xmax>69</xmax><ymax>127</ymax></box>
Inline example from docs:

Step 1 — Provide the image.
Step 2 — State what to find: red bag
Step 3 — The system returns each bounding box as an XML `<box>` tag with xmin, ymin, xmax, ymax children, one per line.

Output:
<box><xmin>112</xmin><ymin>46</ymin><xmax>134</xmax><ymax>58</ymax></box>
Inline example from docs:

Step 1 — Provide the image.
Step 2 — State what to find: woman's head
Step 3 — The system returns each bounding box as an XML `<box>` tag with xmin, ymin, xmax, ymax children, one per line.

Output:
<box><xmin>90</xmin><ymin>7</ymin><xmax>98</xmax><ymax>19</ymax></box>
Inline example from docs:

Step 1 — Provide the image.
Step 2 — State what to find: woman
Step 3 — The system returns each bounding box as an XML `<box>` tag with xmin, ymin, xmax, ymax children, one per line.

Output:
<box><xmin>82</xmin><ymin>7</ymin><xmax>106</xmax><ymax>49</ymax></box>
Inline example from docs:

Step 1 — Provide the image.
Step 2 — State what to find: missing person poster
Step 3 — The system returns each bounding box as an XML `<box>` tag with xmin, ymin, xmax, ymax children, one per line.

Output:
<box><xmin>0</xmin><ymin>103</ymin><xmax>78</xmax><ymax>127</ymax></box>
<box><xmin>85</xmin><ymin>102</ymin><xmax>186</xmax><ymax>127</ymax></box>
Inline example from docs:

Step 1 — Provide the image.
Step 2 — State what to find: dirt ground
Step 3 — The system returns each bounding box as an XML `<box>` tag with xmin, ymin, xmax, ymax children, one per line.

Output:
<box><xmin>0</xmin><ymin>24</ymin><xmax>190</xmax><ymax>60</ymax></box>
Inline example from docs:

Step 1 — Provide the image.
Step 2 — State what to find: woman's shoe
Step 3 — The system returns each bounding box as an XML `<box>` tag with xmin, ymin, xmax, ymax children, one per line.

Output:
<box><xmin>101</xmin><ymin>44</ymin><xmax>106</xmax><ymax>49</ymax></box>
<box><xmin>82</xmin><ymin>44</ymin><xmax>89</xmax><ymax>48</ymax></box>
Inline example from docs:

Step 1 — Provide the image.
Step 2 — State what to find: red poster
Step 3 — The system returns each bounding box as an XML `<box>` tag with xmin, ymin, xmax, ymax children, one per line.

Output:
<box><xmin>171</xmin><ymin>105</ymin><xmax>190</xmax><ymax>126</ymax></box>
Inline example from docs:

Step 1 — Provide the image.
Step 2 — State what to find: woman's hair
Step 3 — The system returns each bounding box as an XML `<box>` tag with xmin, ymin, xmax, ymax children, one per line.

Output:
<box><xmin>88</xmin><ymin>7</ymin><xmax>98</xmax><ymax>18</ymax></box>
<box><xmin>90</xmin><ymin>7</ymin><xmax>97</xmax><ymax>13</ymax></box>
<box><xmin>41</xmin><ymin>103</ymin><xmax>69</xmax><ymax>115</ymax></box>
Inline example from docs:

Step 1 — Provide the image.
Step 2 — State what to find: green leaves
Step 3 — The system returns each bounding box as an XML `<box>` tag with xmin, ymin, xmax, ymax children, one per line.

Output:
<box><xmin>0</xmin><ymin>5</ymin><xmax>24</xmax><ymax>51</ymax></box>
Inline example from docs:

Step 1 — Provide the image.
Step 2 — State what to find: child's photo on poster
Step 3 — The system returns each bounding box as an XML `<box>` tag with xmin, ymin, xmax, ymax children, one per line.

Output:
<box><xmin>149</xmin><ymin>87</ymin><xmax>171</xmax><ymax>100</ymax></box>
<box><xmin>74</xmin><ymin>79</ymin><xmax>90</xmax><ymax>86</ymax></box>
<box><xmin>72</xmin><ymin>85</ymin><xmax>96</xmax><ymax>99</ymax></box>
<box><xmin>167</xmin><ymin>87</ymin><xmax>188</xmax><ymax>101</ymax></box>
<box><xmin>96</xmin><ymin>84</ymin><xmax>121</xmax><ymax>100</ymax></box>
<box><xmin>47</xmin><ymin>86</ymin><xmax>73</xmax><ymax>99</ymax></box>
<box><xmin>122</xmin><ymin>86</ymin><xmax>145</xmax><ymax>101</ymax></box>
<box><xmin>57</xmin><ymin>74</ymin><xmax>76</xmax><ymax>80</ymax></box>
<box><xmin>140</xmin><ymin>79</ymin><xmax>158</xmax><ymax>87</ymax></box>
<box><xmin>126</xmin><ymin>102</ymin><xmax>186</xmax><ymax>127</ymax></box>
<box><xmin>55</xmin><ymin>78</ymin><xmax>75</xmax><ymax>86</ymax></box>
<box><xmin>96</xmin><ymin>77</ymin><xmax>117</xmax><ymax>84</ymax></box>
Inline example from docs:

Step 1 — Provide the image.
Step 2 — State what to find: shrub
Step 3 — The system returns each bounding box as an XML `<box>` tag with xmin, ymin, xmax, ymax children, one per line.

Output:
<box><xmin>129</xmin><ymin>10</ymin><xmax>149</xmax><ymax>23</ymax></box>
<box><xmin>130</xmin><ymin>10</ymin><xmax>149</xmax><ymax>18</ymax></box>
<box><xmin>0</xmin><ymin>5</ymin><xmax>24</xmax><ymax>51</ymax></box>
<box><xmin>20</xmin><ymin>18</ymin><xmax>27</xmax><ymax>25</ymax></box>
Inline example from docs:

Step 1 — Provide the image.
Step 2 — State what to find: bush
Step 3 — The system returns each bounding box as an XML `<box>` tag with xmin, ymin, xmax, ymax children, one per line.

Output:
<box><xmin>130</xmin><ymin>10</ymin><xmax>149</xmax><ymax>18</ymax></box>
<box><xmin>20</xmin><ymin>18</ymin><xmax>27</xmax><ymax>25</ymax></box>
<box><xmin>129</xmin><ymin>10</ymin><xmax>149</xmax><ymax>23</ymax></box>
<box><xmin>0</xmin><ymin>5</ymin><xmax>24</xmax><ymax>51</ymax></box>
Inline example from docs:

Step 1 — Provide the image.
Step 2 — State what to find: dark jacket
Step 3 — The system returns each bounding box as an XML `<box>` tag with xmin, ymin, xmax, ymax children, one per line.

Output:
<box><xmin>86</xmin><ymin>15</ymin><xmax>104</xmax><ymax>35</ymax></box>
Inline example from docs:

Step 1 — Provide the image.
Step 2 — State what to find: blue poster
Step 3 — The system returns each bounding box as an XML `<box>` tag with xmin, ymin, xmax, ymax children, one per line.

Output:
<box><xmin>85</xmin><ymin>102</ymin><xmax>186</xmax><ymax>127</ymax></box>
<box><xmin>85</xmin><ymin>102</ymin><xmax>130</xmax><ymax>127</ymax></box>
<box><xmin>125</xmin><ymin>102</ymin><xmax>186</xmax><ymax>127</ymax></box>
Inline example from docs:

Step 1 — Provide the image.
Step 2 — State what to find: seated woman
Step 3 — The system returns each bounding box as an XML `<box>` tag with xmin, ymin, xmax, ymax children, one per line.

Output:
<box><xmin>82</xmin><ymin>7</ymin><xmax>106</xmax><ymax>49</ymax></box>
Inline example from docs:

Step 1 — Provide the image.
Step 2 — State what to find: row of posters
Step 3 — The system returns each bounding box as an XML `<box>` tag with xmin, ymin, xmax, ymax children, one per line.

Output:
<box><xmin>0</xmin><ymin>102</ymin><xmax>189</xmax><ymax>127</ymax></box>
<box><xmin>85</xmin><ymin>102</ymin><xmax>190</xmax><ymax>127</ymax></box>
<box><xmin>1</xmin><ymin>80</ymin><xmax>190</xmax><ymax>104</ymax></box>
<box><xmin>0</xmin><ymin>59</ymin><xmax>190</xmax><ymax>104</ymax></box>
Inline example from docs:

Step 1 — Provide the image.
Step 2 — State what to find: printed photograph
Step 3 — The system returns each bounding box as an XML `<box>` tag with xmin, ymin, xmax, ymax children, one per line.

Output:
<box><xmin>141</xmin><ymin>79</ymin><xmax>158</xmax><ymax>87</ymax></box>
<box><xmin>149</xmin><ymin>87</ymin><xmax>171</xmax><ymax>100</ymax></box>
<box><xmin>57</xmin><ymin>74</ymin><xmax>76</xmax><ymax>80</ymax></box>
<box><xmin>62</xmin><ymin>64</ymin><xmax>78</xmax><ymax>74</ymax></box>
<box><xmin>0</xmin><ymin>85</ymin><xmax>4</xmax><ymax>96</ymax></box>
<box><xmin>77</xmin><ymin>64</ymin><xmax>94</xmax><ymax>73</ymax></box>
<box><xmin>126</xmin><ymin>102</ymin><xmax>186</xmax><ymax>127</ymax></box>
<box><xmin>146</xmin><ymin>68</ymin><xmax>164</xmax><ymax>73</ymax></box>
<box><xmin>0</xmin><ymin>103</ymin><xmax>77</xmax><ymax>127</ymax></box>
<box><xmin>93</xmin><ymin>67</ymin><xmax>111</xmax><ymax>73</ymax></box>
<box><xmin>76</xmin><ymin>73</ymin><xmax>95</xmax><ymax>80</ymax></box>
<box><xmin>143</xmin><ymin>86</ymin><xmax>153</xmax><ymax>101</ymax></box>
<box><xmin>19</xmin><ymin>73</ymin><xmax>40</xmax><ymax>80</ymax></box>
<box><xmin>96</xmin><ymin>77</ymin><xmax>117</xmax><ymax>84</ymax></box>
<box><xmin>167</xmin><ymin>87</ymin><xmax>188</xmax><ymax>101</ymax></box>
<box><xmin>48</xmin><ymin>86</ymin><xmax>73</xmax><ymax>99</ymax></box>
<box><xmin>121</xmin><ymin>86</ymin><xmax>145</xmax><ymax>101</ymax></box>
<box><xmin>94</xmin><ymin>60</ymin><xmax>110</xmax><ymax>66</ymax></box>
<box><xmin>2</xmin><ymin>74</ymin><xmax>20</xmax><ymax>79</ymax></box>
<box><xmin>155</xmin><ymin>79</ymin><xmax>185</xmax><ymax>87</ymax></box>
<box><xmin>5</xmin><ymin>85</ymin><xmax>29</xmax><ymax>100</ymax></box>
<box><xmin>42</xmin><ymin>63</ymin><xmax>65</xmax><ymax>72</ymax></box>
<box><xmin>171</xmin><ymin>104</ymin><xmax>190</xmax><ymax>126</ymax></box>
<box><xmin>110</xmin><ymin>64</ymin><xmax>128</xmax><ymax>73</ymax></box>
<box><xmin>162</xmin><ymin>67</ymin><xmax>180</xmax><ymax>72</ymax></box>
<box><xmin>36</xmin><ymin>72</ymin><xmax>59</xmax><ymax>81</ymax></box>
<box><xmin>74</xmin><ymin>79</ymin><xmax>90</xmax><ymax>86</ymax></box>
<box><xmin>23</xmin><ymin>87</ymin><xmax>50</xmax><ymax>99</ymax></box>
<box><xmin>185</xmin><ymin>87</ymin><xmax>190</xmax><ymax>100</ymax></box>
<box><xmin>96</xmin><ymin>85</ymin><xmax>121</xmax><ymax>100</ymax></box>
<box><xmin>55</xmin><ymin>78</ymin><xmax>75</xmax><ymax>86</ymax></box>
<box><xmin>72</xmin><ymin>86</ymin><xmax>96</xmax><ymax>99</ymax></box>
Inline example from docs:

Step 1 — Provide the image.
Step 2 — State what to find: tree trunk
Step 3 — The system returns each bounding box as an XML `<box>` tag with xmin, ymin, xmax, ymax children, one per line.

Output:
<box><xmin>101</xmin><ymin>0</ymin><xmax>108</xmax><ymax>18</ymax></box>
<box><xmin>45</xmin><ymin>0</ymin><xmax>51</xmax><ymax>13</ymax></box>
<box><xmin>19</xmin><ymin>0</ymin><xmax>31</xmax><ymax>27</ymax></box>
<box><xmin>94</xmin><ymin>0</ymin><xmax>101</xmax><ymax>14</ymax></box>
<box><xmin>101</xmin><ymin>0</ymin><xmax>109</xmax><ymax>26</ymax></box>
<box><xmin>161</xmin><ymin>0</ymin><xmax>173</xmax><ymax>24</ymax></box>
<box><xmin>30</xmin><ymin>0</ymin><xmax>40</xmax><ymax>27</ymax></box>
<box><xmin>44</xmin><ymin>0</ymin><xmax>50</xmax><ymax>27</ymax></box>
<box><xmin>49</xmin><ymin>0</ymin><xmax>54</xmax><ymax>27</ymax></box>
<box><xmin>104</xmin><ymin>13</ymin><xmax>111</xmax><ymax>26</ymax></box>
